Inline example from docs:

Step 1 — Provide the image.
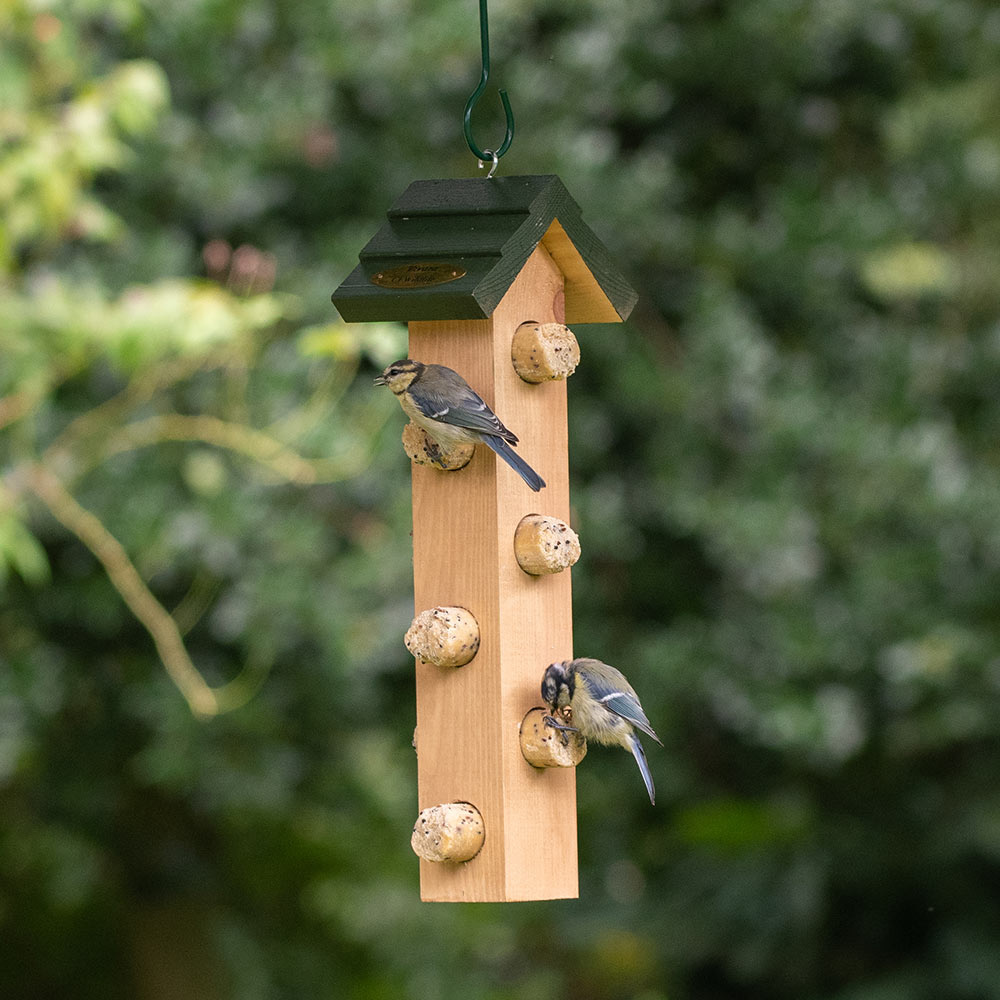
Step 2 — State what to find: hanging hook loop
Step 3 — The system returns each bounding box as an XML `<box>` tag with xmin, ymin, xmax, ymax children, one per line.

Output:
<box><xmin>463</xmin><ymin>0</ymin><xmax>514</xmax><ymax>167</ymax></box>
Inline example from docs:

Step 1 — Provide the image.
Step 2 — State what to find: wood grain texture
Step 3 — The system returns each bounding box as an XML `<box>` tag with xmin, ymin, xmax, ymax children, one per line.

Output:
<box><xmin>408</xmin><ymin>243</ymin><xmax>578</xmax><ymax>902</ymax></box>
<box><xmin>540</xmin><ymin>218</ymin><xmax>634</xmax><ymax>324</ymax></box>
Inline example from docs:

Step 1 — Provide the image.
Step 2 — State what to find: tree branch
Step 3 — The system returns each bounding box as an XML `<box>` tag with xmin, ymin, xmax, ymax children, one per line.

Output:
<box><xmin>104</xmin><ymin>413</ymin><xmax>322</xmax><ymax>483</ymax></box>
<box><xmin>25</xmin><ymin>462</ymin><xmax>222</xmax><ymax>718</ymax></box>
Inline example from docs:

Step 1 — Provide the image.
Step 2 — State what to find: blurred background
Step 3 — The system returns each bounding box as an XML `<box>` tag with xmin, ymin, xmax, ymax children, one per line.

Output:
<box><xmin>4</xmin><ymin>0</ymin><xmax>1000</xmax><ymax>996</ymax></box>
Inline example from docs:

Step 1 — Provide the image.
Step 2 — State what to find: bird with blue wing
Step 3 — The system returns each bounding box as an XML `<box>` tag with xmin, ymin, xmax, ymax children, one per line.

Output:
<box><xmin>541</xmin><ymin>657</ymin><xmax>662</xmax><ymax>804</ymax></box>
<box><xmin>374</xmin><ymin>359</ymin><xmax>545</xmax><ymax>492</ymax></box>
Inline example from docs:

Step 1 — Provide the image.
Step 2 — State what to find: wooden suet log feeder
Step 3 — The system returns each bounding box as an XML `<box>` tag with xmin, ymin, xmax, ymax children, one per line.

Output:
<box><xmin>333</xmin><ymin>175</ymin><xmax>635</xmax><ymax>901</ymax></box>
<box><xmin>401</xmin><ymin>422</ymin><xmax>475</xmax><ymax>470</ymax></box>
<box><xmin>511</xmin><ymin>322</ymin><xmax>580</xmax><ymax>383</ymax></box>
<box><xmin>519</xmin><ymin>707</ymin><xmax>587</xmax><ymax>769</ymax></box>
<box><xmin>405</xmin><ymin>606</ymin><xmax>480</xmax><ymax>668</ymax></box>
<box><xmin>513</xmin><ymin>514</ymin><xmax>581</xmax><ymax>576</ymax></box>
<box><xmin>411</xmin><ymin>802</ymin><xmax>486</xmax><ymax>863</ymax></box>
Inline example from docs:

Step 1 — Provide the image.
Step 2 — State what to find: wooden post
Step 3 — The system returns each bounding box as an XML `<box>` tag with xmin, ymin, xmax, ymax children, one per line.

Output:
<box><xmin>408</xmin><ymin>243</ymin><xmax>578</xmax><ymax>901</ymax></box>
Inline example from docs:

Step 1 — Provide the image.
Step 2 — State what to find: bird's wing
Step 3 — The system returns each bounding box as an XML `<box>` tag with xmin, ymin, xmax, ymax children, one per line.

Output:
<box><xmin>412</xmin><ymin>368</ymin><xmax>516</xmax><ymax>442</ymax></box>
<box><xmin>586</xmin><ymin>673</ymin><xmax>662</xmax><ymax>744</ymax></box>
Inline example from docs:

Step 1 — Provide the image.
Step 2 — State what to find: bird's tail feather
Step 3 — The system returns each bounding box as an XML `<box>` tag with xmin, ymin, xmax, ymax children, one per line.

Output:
<box><xmin>482</xmin><ymin>435</ymin><xmax>545</xmax><ymax>492</ymax></box>
<box><xmin>628</xmin><ymin>734</ymin><xmax>655</xmax><ymax>805</ymax></box>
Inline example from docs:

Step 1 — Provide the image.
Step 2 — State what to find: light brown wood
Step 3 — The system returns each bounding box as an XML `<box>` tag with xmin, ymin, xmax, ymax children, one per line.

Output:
<box><xmin>540</xmin><ymin>219</ymin><xmax>622</xmax><ymax>323</ymax></box>
<box><xmin>408</xmin><ymin>243</ymin><xmax>578</xmax><ymax>902</ymax></box>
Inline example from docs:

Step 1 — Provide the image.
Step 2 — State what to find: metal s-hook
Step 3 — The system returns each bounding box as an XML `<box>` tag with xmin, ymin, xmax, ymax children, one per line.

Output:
<box><xmin>479</xmin><ymin>149</ymin><xmax>499</xmax><ymax>179</ymax></box>
<box><xmin>463</xmin><ymin>0</ymin><xmax>514</xmax><ymax>168</ymax></box>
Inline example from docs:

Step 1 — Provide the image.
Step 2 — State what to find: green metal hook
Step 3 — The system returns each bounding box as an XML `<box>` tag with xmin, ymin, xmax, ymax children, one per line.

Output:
<box><xmin>463</xmin><ymin>0</ymin><xmax>514</xmax><ymax>167</ymax></box>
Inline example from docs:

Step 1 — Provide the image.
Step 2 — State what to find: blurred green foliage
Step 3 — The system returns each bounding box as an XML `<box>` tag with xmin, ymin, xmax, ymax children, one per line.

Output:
<box><xmin>3</xmin><ymin>0</ymin><xmax>1000</xmax><ymax>997</ymax></box>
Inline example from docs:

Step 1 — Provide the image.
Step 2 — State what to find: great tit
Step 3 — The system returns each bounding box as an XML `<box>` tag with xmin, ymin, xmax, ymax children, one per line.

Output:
<box><xmin>542</xmin><ymin>657</ymin><xmax>662</xmax><ymax>805</ymax></box>
<box><xmin>374</xmin><ymin>359</ymin><xmax>545</xmax><ymax>492</ymax></box>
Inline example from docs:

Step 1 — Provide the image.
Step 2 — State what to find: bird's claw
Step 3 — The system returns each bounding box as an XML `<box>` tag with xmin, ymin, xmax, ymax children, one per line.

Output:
<box><xmin>423</xmin><ymin>439</ymin><xmax>446</xmax><ymax>466</ymax></box>
<box><xmin>543</xmin><ymin>714</ymin><xmax>578</xmax><ymax>732</ymax></box>
<box><xmin>543</xmin><ymin>714</ymin><xmax>579</xmax><ymax>746</ymax></box>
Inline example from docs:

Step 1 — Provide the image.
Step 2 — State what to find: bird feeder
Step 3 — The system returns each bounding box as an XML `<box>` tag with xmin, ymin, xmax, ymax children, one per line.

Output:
<box><xmin>332</xmin><ymin>174</ymin><xmax>635</xmax><ymax>901</ymax></box>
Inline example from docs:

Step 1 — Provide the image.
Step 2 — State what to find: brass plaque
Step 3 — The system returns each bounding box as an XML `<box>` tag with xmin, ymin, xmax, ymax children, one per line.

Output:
<box><xmin>370</xmin><ymin>262</ymin><xmax>466</xmax><ymax>289</ymax></box>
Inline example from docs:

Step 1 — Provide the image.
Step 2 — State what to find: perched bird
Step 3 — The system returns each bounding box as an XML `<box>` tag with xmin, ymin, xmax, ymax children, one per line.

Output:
<box><xmin>541</xmin><ymin>657</ymin><xmax>662</xmax><ymax>805</ymax></box>
<box><xmin>374</xmin><ymin>359</ymin><xmax>545</xmax><ymax>492</ymax></box>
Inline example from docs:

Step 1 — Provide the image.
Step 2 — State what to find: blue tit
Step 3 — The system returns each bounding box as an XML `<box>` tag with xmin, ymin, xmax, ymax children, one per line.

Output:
<box><xmin>374</xmin><ymin>359</ymin><xmax>545</xmax><ymax>492</ymax></box>
<box><xmin>541</xmin><ymin>657</ymin><xmax>662</xmax><ymax>805</ymax></box>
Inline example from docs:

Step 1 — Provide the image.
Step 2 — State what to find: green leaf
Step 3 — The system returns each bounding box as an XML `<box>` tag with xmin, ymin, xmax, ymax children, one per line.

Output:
<box><xmin>861</xmin><ymin>242</ymin><xmax>959</xmax><ymax>301</ymax></box>
<box><xmin>0</xmin><ymin>512</ymin><xmax>50</xmax><ymax>587</ymax></box>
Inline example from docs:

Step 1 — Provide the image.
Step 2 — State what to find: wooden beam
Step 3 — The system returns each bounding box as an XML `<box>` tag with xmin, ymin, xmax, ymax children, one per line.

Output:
<box><xmin>408</xmin><ymin>243</ymin><xmax>578</xmax><ymax>902</ymax></box>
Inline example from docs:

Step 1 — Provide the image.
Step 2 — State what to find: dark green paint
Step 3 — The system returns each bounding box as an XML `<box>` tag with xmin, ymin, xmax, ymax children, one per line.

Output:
<box><xmin>331</xmin><ymin>175</ymin><xmax>637</xmax><ymax>323</ymax></box>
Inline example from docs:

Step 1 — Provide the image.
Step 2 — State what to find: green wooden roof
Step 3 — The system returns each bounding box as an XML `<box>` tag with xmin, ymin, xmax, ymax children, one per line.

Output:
<box><xmin>331</xmin><ymin>175</ymin><xmax>637</xmax><ymax>324</ymax></box>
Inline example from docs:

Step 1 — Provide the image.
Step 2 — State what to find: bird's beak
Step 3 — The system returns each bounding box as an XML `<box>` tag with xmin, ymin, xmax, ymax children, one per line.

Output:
<box><xmin>373</xmin><ymin>374</ymin><xmax>387</xmax><ymax>386</ymax></box>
